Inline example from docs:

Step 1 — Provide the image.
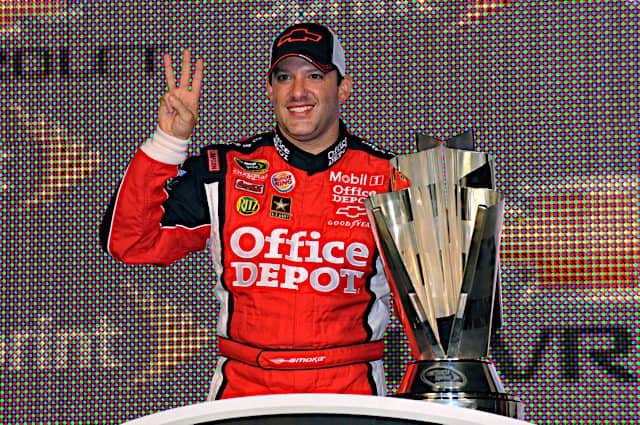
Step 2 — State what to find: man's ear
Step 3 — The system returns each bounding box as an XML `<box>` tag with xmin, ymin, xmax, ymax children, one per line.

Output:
<box><xmin>338</xmin><ymin>75</ymin><xmax>353</xmax><ymax>103</ymax></box>
<box><xmin>266</xmin><ymin>77</ymin><xmax>273</xmax><ymax>102</ymax></box>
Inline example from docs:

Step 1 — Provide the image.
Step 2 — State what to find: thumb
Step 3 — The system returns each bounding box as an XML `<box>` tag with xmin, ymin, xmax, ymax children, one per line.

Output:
<box><xmin>165</xmin><ymin>94</ymin><xmax>196</xmax><ymax>139</ymax></box>
<box><xmin>167</xmin><ymin>94</ymin><xmax>195</xmax><ymax>122</ymax></box>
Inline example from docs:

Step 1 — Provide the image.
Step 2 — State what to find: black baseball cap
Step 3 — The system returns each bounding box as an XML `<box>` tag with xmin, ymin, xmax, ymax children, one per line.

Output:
<box><xmin>269</xmin><ymin>23</ymin><xmax>346</xmax><ymax>77</ymax></box>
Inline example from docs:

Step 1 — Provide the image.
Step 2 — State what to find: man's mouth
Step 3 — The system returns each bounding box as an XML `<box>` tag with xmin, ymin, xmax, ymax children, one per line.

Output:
<box><xmin>288</xmin><ymin>105</ymin><xmax>314</xmax><ymax>113</ymax></box>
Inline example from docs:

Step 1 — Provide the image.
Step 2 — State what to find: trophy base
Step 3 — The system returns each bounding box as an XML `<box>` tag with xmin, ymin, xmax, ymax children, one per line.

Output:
<box><xmin>394</xmin><ymin>359</ymin><xmax>523</xmax><ymax>419</ymax></box>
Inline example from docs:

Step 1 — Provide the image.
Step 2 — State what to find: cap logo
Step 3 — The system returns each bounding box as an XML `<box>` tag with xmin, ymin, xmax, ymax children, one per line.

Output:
<box><xmin>277</xmin><ymin>28</ymin><xmax>323</xmax><ymax>46</ymax></box>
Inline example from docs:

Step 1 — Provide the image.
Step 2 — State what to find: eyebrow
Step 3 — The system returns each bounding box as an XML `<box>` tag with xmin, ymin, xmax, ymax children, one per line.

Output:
<box><xmin>273</xmin><ymin>63</ymin><xmax>325</xmax><ymax>75</ymax></box>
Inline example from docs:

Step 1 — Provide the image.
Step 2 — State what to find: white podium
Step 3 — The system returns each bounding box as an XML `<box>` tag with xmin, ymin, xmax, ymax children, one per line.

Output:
<box><xmin>123</xmin><ymin>394</ymin><xmax>531</xmax><ymax>425</ymax></box>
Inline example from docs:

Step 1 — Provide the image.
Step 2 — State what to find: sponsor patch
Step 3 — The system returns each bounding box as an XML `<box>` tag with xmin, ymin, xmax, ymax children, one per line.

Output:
<box><xmin>232</xmin><ymin>167</ymin><xmax>268</xmax><ymax>182</ymax></box>
<box><xmin>234</xmin><ymin>157</ymin><xmax>269</xmax><ymax>174</ymax></box>
<box><xmin>336</xmin><ymin>205</ymin><xmax>367</xmax><ymax>219</ymax></box>
<box><xmin>229</xmin><ymin>226</ymin><xmax>368</xmax><ymax>294</ymax></box>
<box><xmin>235</xmin><ymin>178</ymin><xmax>265</xmax><ymax>194</ymax></box>
<box><xmin>329</xmin><ymin>170</ymin><xmax>385</xmax><ymax>186</ymax></box>
<box><xmin>329</xmin><ymin>205</ymin><xmax>371</xmax><ymax>229</ymax></box>
<box><xmin>236</xmin><ymin>196</ymin><xmax>260</xmax><ymax>216</ymax></box>
<box><xmin>331</xmin><ymin>185</ymin><xmax>378</xmax><ymax>205</ymax></box>
<box><xmin>327</xmin><ymin>218</ymin><xmax>370</xmax><ymax>229</ymax></box>
<box><xmin>327</xmin><ymin>137</ymin><xmax>348</xmax><ymax>166</ymax></box>
<box><xmin>207</xmin><ymin>149</ymin><xmax>220</xmax><ymax>172</ymax></box>
<box><xmin>271</xmin><ymin>171</ymin><xmax>296</xmax><ymax>193</ymax></box>
<box><xmin>270</xmin><ymin>195</ymin><xmax>291</xmax><ymax>220</ymax></box>
<box><xmin>273</xmin><ymin>134</ymin><xmax>290</xmax><ymax>161</ymax></box>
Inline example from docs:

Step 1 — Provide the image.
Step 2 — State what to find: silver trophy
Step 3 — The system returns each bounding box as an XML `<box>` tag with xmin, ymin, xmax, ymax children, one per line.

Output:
<box><xmin>365</xmin><ymin>131</ymin><xmax>522</xmax><ymax>418</ymax></box>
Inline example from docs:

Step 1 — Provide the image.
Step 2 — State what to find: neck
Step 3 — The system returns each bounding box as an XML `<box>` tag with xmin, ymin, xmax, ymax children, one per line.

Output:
<box><xmin>281</xmin><ymin>120</ymin><xmax>341</xmax><ymax>155</ymax></box>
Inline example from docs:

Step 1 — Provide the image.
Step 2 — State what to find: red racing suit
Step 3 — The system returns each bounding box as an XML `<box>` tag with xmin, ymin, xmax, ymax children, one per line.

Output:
<box><xmin>100</xmin><ymin>121</ymin><xmax>394</xmax><ymax>399</ymax></box>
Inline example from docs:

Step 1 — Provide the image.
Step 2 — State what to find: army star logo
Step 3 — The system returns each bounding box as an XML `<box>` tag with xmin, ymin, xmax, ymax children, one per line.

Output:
<box><xmin>270</xmin><ymin>195</ymin><xmax>292</xmax><ymax>220</ymax></box>
<box><xmin>273</xmin><ymin>197</ymin><xmax>288</xmax><ymax>210</ymax></box>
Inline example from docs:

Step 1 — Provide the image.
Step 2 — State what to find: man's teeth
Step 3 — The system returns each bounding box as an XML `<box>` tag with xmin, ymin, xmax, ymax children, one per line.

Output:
<box><xmin>289</xmin><ymin>105</ymin><xmax>313</xmax><ymax>113</ymax></box>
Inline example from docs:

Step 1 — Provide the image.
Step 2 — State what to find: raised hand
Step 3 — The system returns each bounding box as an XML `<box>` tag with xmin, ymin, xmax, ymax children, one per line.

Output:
<box><xmin>158</xmin><ymin>49</ymin><xmax>204</xmax><ymax>140</ymax></box>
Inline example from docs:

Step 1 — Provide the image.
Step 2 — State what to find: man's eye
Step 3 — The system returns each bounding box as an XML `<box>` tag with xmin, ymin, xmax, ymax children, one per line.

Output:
<box><xmin>275</xmin><ymin>74</ymin><xmax>290</xmax><ymax>82</ymax></box>
<box><xmin>310</xmin><ymin>73</ymin><xmax>324</xmax><ymax>80</ymax></box>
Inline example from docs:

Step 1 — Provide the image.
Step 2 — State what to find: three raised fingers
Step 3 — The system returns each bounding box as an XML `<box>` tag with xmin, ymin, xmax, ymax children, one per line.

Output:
<box><xmin>163</xmin><ymin>49</ymin><xmax>203</xmax><ymax>92</ymax></box>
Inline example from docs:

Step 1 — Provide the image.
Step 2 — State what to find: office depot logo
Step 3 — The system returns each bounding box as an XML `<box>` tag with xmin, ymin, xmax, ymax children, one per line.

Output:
<box><xmin>229</xmin><ymin>226</ymin><xmax>370</xmax><ymax>293</ymax></box>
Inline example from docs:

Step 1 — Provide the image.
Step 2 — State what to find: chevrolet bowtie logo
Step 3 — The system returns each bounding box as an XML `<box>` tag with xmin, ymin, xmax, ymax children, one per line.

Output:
<box><xmin>277</xmin><ymin>28</ymin><xmax>323</xmax><ymax>46</ymax></box>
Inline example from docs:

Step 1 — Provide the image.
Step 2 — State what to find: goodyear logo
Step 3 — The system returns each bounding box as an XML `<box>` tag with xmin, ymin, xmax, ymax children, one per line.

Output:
<box><xmin>234</xmin><ymin>157</ymin><xmax>269</xmax><ymax>174</ymax></box>
<box><xmin>236</xmin><ymin>196</ymin><xmax>260</xmax><ymax>216</ymax></box>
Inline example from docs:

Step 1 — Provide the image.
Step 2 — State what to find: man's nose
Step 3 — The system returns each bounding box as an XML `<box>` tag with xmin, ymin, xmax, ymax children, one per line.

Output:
<box><xmin>290</xmin><ymin>76</ymin><xmax>307</xmax><ymax>98</ymax></box>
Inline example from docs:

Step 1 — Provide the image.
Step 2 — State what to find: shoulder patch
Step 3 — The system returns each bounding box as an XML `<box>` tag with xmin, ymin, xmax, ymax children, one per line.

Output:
<box><xmin>207</xmin><ymin>149</ymin><xmax>221</xmax><ymax>172</ymax></box>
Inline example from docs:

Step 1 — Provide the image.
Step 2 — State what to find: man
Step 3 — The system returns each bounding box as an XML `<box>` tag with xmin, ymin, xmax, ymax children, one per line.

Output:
<box><xmin>100</xmin><ymin>23</ymin><xmax>394</xmax><ymax>399</ymax></box>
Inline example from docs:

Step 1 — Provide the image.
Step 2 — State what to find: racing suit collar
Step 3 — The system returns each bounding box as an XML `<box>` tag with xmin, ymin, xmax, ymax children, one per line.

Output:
<box><xmin>273</xmin><ymin>120</ymin><xmax>349</xmax><ymax>175</ymax></box>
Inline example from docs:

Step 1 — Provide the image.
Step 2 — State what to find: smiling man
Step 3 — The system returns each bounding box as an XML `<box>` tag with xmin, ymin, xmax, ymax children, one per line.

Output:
<box><xmin>268</xmin><ymin>26</ymin><xmax>352</xmax><ymax>154</ymax></box>
<box><xmin>269</xmin><ymin>56</ymin><xmax>349</xmax><ymax>153</ymax></box>
<box><xmin>100</xmin><ymin>22</ymin><xmax>396</xmax><ymax>399</ymax></box>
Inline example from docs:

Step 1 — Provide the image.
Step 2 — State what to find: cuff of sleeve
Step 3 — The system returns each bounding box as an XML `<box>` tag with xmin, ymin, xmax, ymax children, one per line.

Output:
<box><xmin>140</xmin><ymin>127</ymin><xmax>190</xmax><ymax>165</ymax></box>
